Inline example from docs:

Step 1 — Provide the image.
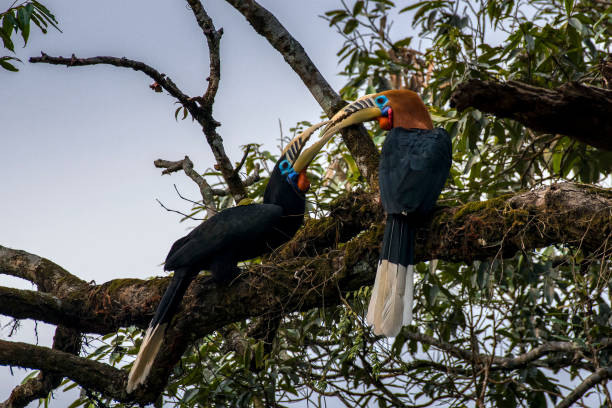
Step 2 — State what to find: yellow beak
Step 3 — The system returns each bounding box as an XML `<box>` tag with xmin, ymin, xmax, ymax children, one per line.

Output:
<box><xmin>292</xmin><ymin>96</ymin><xmax>382</xmax><ymax>172</ymax></box>
<box><xmin>282</xmin><ymin>120</ymin><xmax>328</xmax><ymax>170</ymax></box>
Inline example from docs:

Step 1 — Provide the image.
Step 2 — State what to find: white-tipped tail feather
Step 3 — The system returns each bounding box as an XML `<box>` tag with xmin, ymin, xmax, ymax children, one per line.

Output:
<box><xmin>367</xmin><ymin>261</ymin><xmax>414</xmax><ymax>337</ymax></box>
<box><xmin>126</xmin><ymin>323</ymin><xmax>167</xmax><ymax>393</ymax></box>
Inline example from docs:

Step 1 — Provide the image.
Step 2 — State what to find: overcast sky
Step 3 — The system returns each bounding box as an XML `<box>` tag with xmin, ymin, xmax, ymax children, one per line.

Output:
<box><xmin>0</xmin><ymin>0</ymin><xmax>352</xmax><ymax>405</ymax></box>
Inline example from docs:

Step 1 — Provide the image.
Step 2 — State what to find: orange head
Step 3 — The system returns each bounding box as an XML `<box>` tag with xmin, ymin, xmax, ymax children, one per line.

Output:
<box><xmin>300</xmin><ymin>90</ymin><xmax>432</xmax><ymax>155</ymax></box>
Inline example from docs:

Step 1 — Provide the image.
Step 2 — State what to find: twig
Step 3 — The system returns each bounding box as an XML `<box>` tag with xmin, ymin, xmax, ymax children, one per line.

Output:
<box><xmin>155</xmin><ymin>199</ymin><xmax>204</xmax><ymax>221</ymax></box>
<box><xmin>154</xmin><ymin>156</ymin><xmax>217</xmax><ymax>216</ymax></box>
<box><xmin>30</xmin><ymin>53</ymin><xmax>193</xmax><ymax>108</ymax></box>
<box><xmin>233</xmin><ymin>145</ymin><xmax>252</xmax><ymax>176</ymax></box>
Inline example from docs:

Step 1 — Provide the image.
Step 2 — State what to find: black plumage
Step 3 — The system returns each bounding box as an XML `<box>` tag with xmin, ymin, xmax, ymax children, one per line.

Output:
<box><xmin>368</xmin><ymin>126</ymin><xmax>451</xmax><ymax>336</ymax></box>
<box><xmin>127</xmin><ymin>154</ymin><xmax>310</xmax><ymax>392</ymax></box>
<box><xmin>379</xmin><ymin>127</ymin><xmax>452</xmax><ymax>216</ymax></box>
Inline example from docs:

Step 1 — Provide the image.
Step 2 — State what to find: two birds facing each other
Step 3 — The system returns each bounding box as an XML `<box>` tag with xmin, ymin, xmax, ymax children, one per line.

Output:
<box><xmin>126</xmin><ymin>89</ymin><xmax>452</xmax><ymax>393</ymax></box>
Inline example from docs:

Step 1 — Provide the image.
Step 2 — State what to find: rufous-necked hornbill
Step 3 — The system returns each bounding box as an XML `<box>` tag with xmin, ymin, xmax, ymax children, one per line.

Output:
<box><xmin>127</xmin><ymin>121</ymin><xmax>329</xmax><ymax>392</ymax></box>
<box><xmin>317</xmin><ymin>89</ymin><xmax>452</xmax><ymax>337</ymax></box>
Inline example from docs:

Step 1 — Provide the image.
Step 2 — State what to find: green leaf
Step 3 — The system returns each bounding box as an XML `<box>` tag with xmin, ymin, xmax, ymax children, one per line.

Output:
<box><xmin>564</xmin><ymin>0</ymin><xmax>574</xmax><ymax>15</ymax></box>
<box><xmin>17</xmin><ymin>4</ymin><xmax>33</xmax><ymax>45</ymax></box>
<box><xmin>0</xmin><ymin>30</ymin><xmax>14</xmax><ymax>52</ymax></box>
<box><xmin>352</xmin><ymin>1</ymin><xmax>364</xmax><ymax>16</ymax></box>
<box><xmin>329</xmin><ymin>12</ymin><xmax>348</xmax><ymax>27</ymax></box>
<box><xmin>568</xmin><ymin>17</ymin><xmax>583</xmax><ymax>33</ymax></box>
<box><xmin>393</xmin><ymin>36</ymin><xmax>412</xmax><ymax>48</ymax></box>
<box><xmin>0</xmin><ymin>56</ymin><xmax>19</xmax><ymax>71</ymax></box>
<box><xmin>343</xmin><ymin>19</ymin><xmax>359</xmax><ymax>34</ymax></box>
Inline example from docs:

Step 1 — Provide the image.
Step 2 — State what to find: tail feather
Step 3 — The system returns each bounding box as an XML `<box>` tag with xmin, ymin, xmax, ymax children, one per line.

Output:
<box><xmin>367</xmin><ymin>214</ymin><xmax>415</xmax><ymax>337</ymax></box>
<box><xmin>126</xmin><ymin>268</ymin><xmax>193</xmax><ymax>393</ymax></box>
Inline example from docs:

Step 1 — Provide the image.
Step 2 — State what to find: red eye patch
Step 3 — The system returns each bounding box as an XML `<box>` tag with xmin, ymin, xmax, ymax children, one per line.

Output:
<box><xmin>377</xmin><ymin>107</ymin><xmax>393</xmax><ymax>130</ymax></box>
<box><xmin>297</xmin><ymin>170</ymin><xmax>310</xmax><ymax>192</ymax></box>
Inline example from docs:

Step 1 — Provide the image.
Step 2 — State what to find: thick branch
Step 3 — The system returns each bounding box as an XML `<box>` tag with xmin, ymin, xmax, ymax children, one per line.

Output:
<box><xmin>0</xmin><ymin>183</ymin><xmax>609</xmax><ymax>403</ymax></box>
<box><xmin>224</xmin><ymin>0</ymin><xmax>380</xmax><ymax>187</ymax></box>
<box><xmin>0</xmin><ymin>246</ymin><xmax>87</xmax><ymax>294</ymax></box>
<box><xmin>556</xmin><ymin>366</ymin><xmax>612</xmax><ymax>408</ymax></box>
<box><xmin>0</xmin><ymin>339</ymin><xmax>129</xmax><ymax>403</ymax></box>
<box><xmin>450</xmin><ymin>79</ymin><xmax>612</xmax><ymax>151</ymax></box>
<box><xmin>1</xmin><ymin>326</ymin><xmax>81</xmax><ymax>408</ymax></box>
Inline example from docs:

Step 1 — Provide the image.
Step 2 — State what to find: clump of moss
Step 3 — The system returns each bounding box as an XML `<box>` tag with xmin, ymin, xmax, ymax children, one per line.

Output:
<box><xmin>453</xmin><ymin>197</ymin><xmax>509</xmax><ymax>221</ymax></box>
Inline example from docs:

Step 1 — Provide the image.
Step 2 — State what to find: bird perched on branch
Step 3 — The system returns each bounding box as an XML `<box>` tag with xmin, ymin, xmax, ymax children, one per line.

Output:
<box><xmin>127</xmin><ymin>121</ymin><xmax>328</xmax><ymax>392</ymax></box>
<box><xmin>317</xmin><ymin>89</ymin><xmax>452</xmax><ymax>337</ymax></box>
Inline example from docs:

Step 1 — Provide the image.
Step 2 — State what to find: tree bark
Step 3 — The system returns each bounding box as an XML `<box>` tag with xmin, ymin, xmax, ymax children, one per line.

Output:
<box><xmin>0</xmin><ymin>182</ymin><xmax>610</xmax><ymax>404</ymax></box>
<box><xmin>450</xmin><ymin>79</ymin><xmax>612</xmax><ymax>151</ymax></box>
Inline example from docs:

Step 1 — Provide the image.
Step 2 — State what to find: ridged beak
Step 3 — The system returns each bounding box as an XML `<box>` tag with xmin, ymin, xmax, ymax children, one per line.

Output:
<box><xmin>282</xmin><ymin>120</ymin><xmax>328</xmax><ymax>170</ymax></box>
<box><xmin>293</xmin><ymin>95</ymin><xmax>382</xmax><ymax>172</ymax></box>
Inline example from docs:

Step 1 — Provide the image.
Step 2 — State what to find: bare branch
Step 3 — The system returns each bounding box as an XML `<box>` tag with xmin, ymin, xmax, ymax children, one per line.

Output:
<box><xmin>183</xmin><ymin>0</ymin><xmax>247</xmax><ymax>202</ymax></box>
<box><xmin>155</xmin><ymin>156</ymin><xmax>216</xmax><ymax>216</ymax></box>
<box><xmin>556</xmin><ymin>367</ymin><xmax>612</xmax><ymax>408</ymax></box>
<box><xmin>1</xmin><ymin>326</ymin><xmax>81</xmax><ymax>408</ymax></box>
<box><xmin>234</xmin><ymin>145</ymin><xmax>252</xmax><ymax>176</ymax></box>
<box><xmin>30</xmin><ymin>46</ymin><xmax>246</xmax><ymax>202</ymax></box>
<box><xmin>223</xmin><ymin>0</ymin><xmax>380</xmax><ymax>187</ymax></box>
<box><xmin>450</xmin><ymin>79</ymin><xmax>612</xmax><ymax>151</ymax></box>
<box><xmin>405</xmin><ymin>330</ymin><xmax>610</xmax><ymax>372</ymax></box>
<box><xmin>29</xmin><ymin>53</ymin><xmax>193</xmax><ymax>108</ymax></box>
<box><xmin>155</xmin><ymin>199</ymin><xmax>204</xmax><ymax>221</ymax></box>
<box><xmin>0</xmin><ymin>246</ymin><xmax>87</xmax><ymax>294</ymax></box>
<box><xmin>185</xmin><ymin>0</ymin><xmax>222</xmax><ymax>105</ymax></box>
<box><xmin>0</xmin><ymin>338</ymin><xmax>133</xmax><ymax>403</ymax></box>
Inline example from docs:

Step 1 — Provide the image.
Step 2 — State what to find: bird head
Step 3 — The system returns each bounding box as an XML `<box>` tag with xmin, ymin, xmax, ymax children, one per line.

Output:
<box><xmin>293</xmin><ymin>90</ymin><xmax>433</xmax><ymax>165</ymax></box>
<box><xmin>274</xmin><ymin>120</ymin><xmax>329</xmax><ymax>194</ymax></box>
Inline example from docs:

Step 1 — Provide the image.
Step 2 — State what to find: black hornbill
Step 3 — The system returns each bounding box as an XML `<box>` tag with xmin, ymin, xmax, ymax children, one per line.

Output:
<box><xmin>127</xmin><ymin>121</ymin><xmax>328</xmax><ymax>392</ymax></box>
<box><xmin>317</xmin><ymin>89</ymin><xmax>452</xmax><ymax>337</ymax></box>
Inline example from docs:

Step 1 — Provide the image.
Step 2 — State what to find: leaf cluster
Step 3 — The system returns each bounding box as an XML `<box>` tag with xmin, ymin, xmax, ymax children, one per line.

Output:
<box><xmin>0</xmin><ymin>0</ymin><xmax>58</xmax><ymax>71</ymax></box>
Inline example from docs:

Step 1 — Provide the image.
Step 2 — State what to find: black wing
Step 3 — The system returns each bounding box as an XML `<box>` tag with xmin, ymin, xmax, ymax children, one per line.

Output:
<box><xmin>164</xmin><ymin>203</ymin><xmax>283</xmax><ymax>271</ymax></box>
<box><xmin>379</xmin><ymin>127</ymin><xmax>452</xmax><ymax>215</ymax></box>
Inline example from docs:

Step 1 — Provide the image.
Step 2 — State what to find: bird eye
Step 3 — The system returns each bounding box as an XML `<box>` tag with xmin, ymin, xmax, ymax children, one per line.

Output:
<box><xmin>375</xmin><ymin>96</ymin><xmax>388</xmax><ymax>108</ymax></box>
<box><xmin>279</xmin><ymin>160</ymin><xmax>291</xmax><ymax>174</ymax></box>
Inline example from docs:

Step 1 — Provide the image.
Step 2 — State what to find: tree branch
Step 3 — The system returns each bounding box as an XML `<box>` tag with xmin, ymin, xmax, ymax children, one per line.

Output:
<box><xmin>29</xmin><ymin>53</ymin><xmax>193</xmax><ymax>107</ymax></box>
<box><xmin>1</xmin><ymin>326</ymin><xmax>82</xmax><ymax>408</ymax></box>
<box><xmin>184</xmin><ymin>0</ymin><xmax>247</xmax><ymax>202</ymax></box>
<box><xmin>154</xmin><ymin>156</ymin><xmax>217</xmax><ymax>216</ymax></box>
<box><xmin>0</xmin><ymin>339</ymin><xmax>131</xmax><ymax>403</ymax></box>
<box><xmin>556</xmin><ymin>366</ymin><xmax>612</xmax><ymax>408</ymax></box>
<box><xmin>0</xmin><ymin>246</ymin><xmax>87</xmax><ymax>294</ymax></box>
<box><xmin>223</xmin><ymin>0</ymin><xmax>380</xmax><ymax>188</ymax></box>
<box><xmin>450</xmin><ymin>79</ymin><xmax>612</xmax><ymax>151</ymax></box>
<box><xmin>0</xmin><ymin>182</ymin><xmax>609</xmax><ymax>403</ymax></box>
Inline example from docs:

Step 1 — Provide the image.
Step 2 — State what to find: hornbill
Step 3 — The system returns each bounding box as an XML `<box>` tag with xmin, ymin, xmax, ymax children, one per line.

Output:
<box><xmin>127</xmin><ymin>121</ymin><xmax>328</xmax><ymax>392</ymax></box>
<box><xmin>317</xmin><ymin>89</ymin><xmax>452</xmax><ymax>337</ymax></box>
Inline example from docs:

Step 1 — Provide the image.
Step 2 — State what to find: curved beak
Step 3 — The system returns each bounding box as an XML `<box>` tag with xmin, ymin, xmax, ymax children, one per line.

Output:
<box><xmin>282</xmin><ymin>120</ymin><xmax>328</xmax><ymax>169</ymax></box>
<box><xmin>292</xmin><ymin>95</ymin><xmax>382</xmax><ymax>172</ymax></box>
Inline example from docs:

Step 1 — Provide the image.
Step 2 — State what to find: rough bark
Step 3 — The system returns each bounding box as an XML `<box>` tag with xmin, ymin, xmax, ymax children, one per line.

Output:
<box><xmin>1</xmin><ymin>326</ymin><xmax>81</xmax><ymax>408</ymax></box>
<box><xmin>450</xmin><ymin>79</ymin><xmax>612</xmax><ymax>151</ymax></box>
<box><xmin>0</xmin><ymin>182</ymin><xmax>610</xmax><ymax>404</ymax></box>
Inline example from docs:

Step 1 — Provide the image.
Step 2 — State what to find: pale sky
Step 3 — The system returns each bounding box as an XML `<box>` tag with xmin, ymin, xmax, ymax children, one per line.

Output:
<box><xmin>0</xmin><ymin>0</ymin><xmax>352</xmax><ymax>405</ymax></box>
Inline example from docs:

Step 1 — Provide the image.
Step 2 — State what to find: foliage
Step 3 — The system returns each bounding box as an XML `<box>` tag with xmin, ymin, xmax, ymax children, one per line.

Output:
<box><xmin>57</xmin><ymin>1</ymin><xmax>611</xmax><ymax>407</ymax></box>
<box><xmin>0</xmin><ymin>0</ymin><xmax>59</xmax><ymax>72</ymax></box>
